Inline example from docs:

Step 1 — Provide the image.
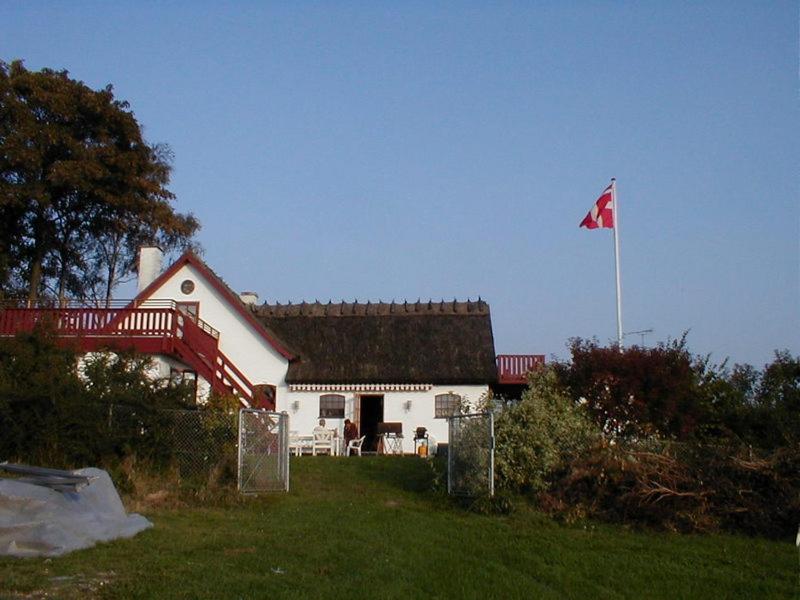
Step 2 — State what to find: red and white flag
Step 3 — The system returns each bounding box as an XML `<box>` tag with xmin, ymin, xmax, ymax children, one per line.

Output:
<box><xmin>580</xmin><ymin>183</ymin><xmax>614</xmax><ymax>229</ymax></box>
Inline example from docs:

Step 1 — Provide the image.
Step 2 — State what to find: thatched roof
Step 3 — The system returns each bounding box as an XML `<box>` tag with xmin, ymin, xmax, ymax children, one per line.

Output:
<box><xmin>252</xmin><ymin>300</ymin><xmax>497</xmax><ymax>385</ymax></box>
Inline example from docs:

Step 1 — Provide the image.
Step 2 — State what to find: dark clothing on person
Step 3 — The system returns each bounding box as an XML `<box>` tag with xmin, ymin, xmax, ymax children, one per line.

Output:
<box><xmin>344</xmin><ymin>421</ymin><xmax>359</xmax><ymax>444</ymax></box>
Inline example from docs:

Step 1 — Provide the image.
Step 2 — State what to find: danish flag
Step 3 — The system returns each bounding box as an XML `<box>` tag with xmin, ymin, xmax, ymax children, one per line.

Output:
<box><xmin>580</xmin><ymin>183</ymin><xmax>614</xmax><ymax>229</ymax></box>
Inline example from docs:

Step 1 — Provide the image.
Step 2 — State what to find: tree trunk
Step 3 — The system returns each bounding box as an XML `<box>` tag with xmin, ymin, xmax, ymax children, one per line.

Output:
<box><xmin>26</xmin><ymin>204</ymin><xmax>48</xmax><ymax>307</ymax></box>
<box><xmin>27</xmin><ymin>257</ymin><xmax>42</xmax><ymax>307</ymax></box>
<box><xmin>57</xmin><ymin>256</ymin><xmax>67</xmax><ymax>307</ymax></box>
<box><xmin>104</xmin><ymin>250</ymin><xmax>118</xmax><ymax>307</ymax></box>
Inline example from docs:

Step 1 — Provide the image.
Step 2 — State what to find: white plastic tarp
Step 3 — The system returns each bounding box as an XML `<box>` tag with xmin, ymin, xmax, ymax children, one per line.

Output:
<box><xmin>0</xmin><ymin>467</ymin><xmax>152</xmax><ymax>557</ymax></box>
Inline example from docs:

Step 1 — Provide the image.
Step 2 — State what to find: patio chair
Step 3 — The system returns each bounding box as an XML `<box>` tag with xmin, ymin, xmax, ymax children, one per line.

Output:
<box><xmin>346</xmin><ymin>435</ymin><xmax>366</xmax><ymax>456</ymax></box>
<box><xmin>312</xmin><ymin>430</ymin><xmax>335</xmax><ymax>456</ymax></box>
<box><xmin>289</xmin><ymin>431</ymin><xmax>312</xmax><ymax>456</ymax></box>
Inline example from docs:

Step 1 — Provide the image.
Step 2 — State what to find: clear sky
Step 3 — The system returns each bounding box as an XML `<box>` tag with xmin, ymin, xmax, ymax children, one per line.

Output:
<box><xmin>2</xmin><ymin>2</ymin><xmax>798</xmax><ymax>368</ymax></box>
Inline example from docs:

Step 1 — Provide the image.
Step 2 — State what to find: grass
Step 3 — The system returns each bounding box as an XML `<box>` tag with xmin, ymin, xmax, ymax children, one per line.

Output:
<box><xmin>1</xmin><ymin>456</ymin><xmax>797</xmax><ymax>599</ymax></box>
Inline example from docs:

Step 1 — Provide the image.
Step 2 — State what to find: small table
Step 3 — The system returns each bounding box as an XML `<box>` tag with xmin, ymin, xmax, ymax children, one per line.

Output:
<box><xmin>381</xmin><ymin>433</ymin><xmax>404</xmax><ymax>455</ymax></box>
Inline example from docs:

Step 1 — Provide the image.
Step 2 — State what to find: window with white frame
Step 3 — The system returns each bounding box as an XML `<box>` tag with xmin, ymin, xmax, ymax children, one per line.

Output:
<box><xmin>319</xmin><ymin>394</ymin><xmax>345</xmax><ymax>418</ymax></box>
<box><xmin>434</xmin><ymin>393</ymin><xmax>461</xmax><ymax>418</ymax></box>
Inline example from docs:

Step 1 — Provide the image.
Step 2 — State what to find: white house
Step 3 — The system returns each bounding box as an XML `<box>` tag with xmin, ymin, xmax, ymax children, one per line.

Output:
<box><xmin>0</xmin><ymin>248</ymin><xmax>542</xmax><ymax>453</ymax></box>
<box><xmin>131</xmin><ymin>248</ymin><xmax>498</xmax><ymax>453</ymax></box>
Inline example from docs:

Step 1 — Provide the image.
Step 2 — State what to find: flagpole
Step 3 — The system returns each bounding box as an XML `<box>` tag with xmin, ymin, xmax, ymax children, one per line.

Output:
<box><xmin>611</xmin><ymin>178</ymin><xmax>623</xmax><ymax>349</ymax></box>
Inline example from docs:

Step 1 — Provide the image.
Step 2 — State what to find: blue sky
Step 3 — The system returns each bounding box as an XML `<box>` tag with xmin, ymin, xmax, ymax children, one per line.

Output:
<box><xmin>2</xmin><ymin>2</ymin><xmax>798</xmax><ymax>367</ymax></box>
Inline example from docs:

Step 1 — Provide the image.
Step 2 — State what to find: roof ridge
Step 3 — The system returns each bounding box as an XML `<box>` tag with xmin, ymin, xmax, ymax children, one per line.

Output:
<box><xmin>251</xmin><ymin>298</ymin><xmax>490</xmax><ymax>317</ymax></box>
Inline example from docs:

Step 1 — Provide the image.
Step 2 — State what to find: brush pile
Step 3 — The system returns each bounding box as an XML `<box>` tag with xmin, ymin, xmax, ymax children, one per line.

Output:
<box><xmin>539</xmin><ymin>441</ymin><xmax>800</xmax><ymax>537</ymax></box>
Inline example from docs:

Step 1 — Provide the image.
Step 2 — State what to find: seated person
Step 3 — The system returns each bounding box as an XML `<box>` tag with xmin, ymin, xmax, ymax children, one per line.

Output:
<box><xmin>343</xmin><ymin>419</ymin><xmax>358</xmax><ymax>445</ymax></box>
<box><xmin>313</xmin><ymin>418</ymin><xmax>327</xmax><ymax>434</ymax></box>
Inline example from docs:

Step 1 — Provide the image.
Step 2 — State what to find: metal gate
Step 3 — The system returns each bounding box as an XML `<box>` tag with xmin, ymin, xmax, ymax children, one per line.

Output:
<box><xmin>237</xmin><ymin>409</ymin><xmax>289</xmax><ymax>493</ymax></box>
<box><xmin>447</xmin><ymin>412</ymin><xmax>495</xmax><ymax>497</ymax></box>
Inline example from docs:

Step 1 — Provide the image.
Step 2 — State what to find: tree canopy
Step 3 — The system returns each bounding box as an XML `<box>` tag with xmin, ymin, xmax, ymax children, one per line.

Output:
<box><xmin>552</xmin><ymin>337</ymin><xmax>800</xmax><ymax>448</ymax></box>
<box><xmin>0</xmin><ymin>60</ymin><xmax>199</xmax><ymax>304</ymax></box>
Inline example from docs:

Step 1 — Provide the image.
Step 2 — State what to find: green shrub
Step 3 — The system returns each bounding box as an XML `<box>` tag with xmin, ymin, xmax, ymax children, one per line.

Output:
<box><xmin>0</xmin><ymin>327</ymin><xmax>195</xmax><ymax>468</ymax></box>
<box><xmin>494</xmin><ymin>367</ymin><xmax>599</xmax><ymax>493</ymax></box>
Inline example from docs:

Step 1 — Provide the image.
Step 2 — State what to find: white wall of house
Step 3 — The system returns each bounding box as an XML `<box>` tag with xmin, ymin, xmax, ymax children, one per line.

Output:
<box><xmin>78</xmin><ymin>352</ymin><xmax>212</xmax><ymax>403</ymax></box>
<box><xmin>134</xmin><ymin>259</ymin><xmax>490</xmax><ymax>448</ymax></box>
<box><xmin>144</xmin><ymin>263</ymin><xmax>290</xmax><ymax>398</ymax></box>
<box><xmin>154</xmin><ymin>354</ymin><xmax>212</xmax><ymax>403</ymax></box>
<box><xmin>280</xmin><ymin>384</ymin><xmax>489</xmax><ymax>453</ymax></box>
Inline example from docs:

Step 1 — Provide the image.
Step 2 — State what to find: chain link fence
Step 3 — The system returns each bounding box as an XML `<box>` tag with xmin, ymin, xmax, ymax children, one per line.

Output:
<box><xmin>169</xmin><ymin>409</ymin><xmax>239</xmax><ymax>481</ymax></box>
<box><xmin>238</xmin><ymin>410</ymin><xmax>289</xmax><ymax>493</ymax></box>
<box><xmin>107</xmin><ymin>405</ymin><xmax>291</xmax><ymax>492</ymax></box>
<box><xmin>447</xmin><ymin>412</ymin><xmax>495</xmax><ymax>497</ymax></box>
<box><xmin>107</xmin><ymin>404</ymin><xmax>238</xmax><ymax>482</ymax></box>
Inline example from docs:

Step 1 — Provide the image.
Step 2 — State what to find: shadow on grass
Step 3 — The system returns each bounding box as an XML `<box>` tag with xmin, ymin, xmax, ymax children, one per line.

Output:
<box><xmin>347</xmin><ymin>456</ymin><xmax>520</xmax><ymax>516</ymax></box>
<box><xmin>290</xmin><ymin>454</ymin><xmax>444</xmax><ymax>496</ymax></box>
<box><xmin>345</xmin><ymin>455</ymin><xmax>449</xmax><ymax>505</ymax></box>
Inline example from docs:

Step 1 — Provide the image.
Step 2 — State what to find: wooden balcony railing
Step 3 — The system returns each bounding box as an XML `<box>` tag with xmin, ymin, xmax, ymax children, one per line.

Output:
<box><xmin>0</xmin><ymin>306</ymin><xmax>177</xmax><ymax>339</ymax></box>
<box><xmin>0</xmin><ymin>305</ymin><xmax>259</xmax><ymax>406</ymax></box>
<box><xmin>496</xmin><ymin>354</ymin><xmax>545</xmax><ymax>385</ymax></box>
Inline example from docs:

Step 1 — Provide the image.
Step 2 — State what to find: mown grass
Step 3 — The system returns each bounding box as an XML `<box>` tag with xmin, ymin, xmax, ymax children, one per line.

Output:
<box><xmin>1</xmin><ymin>456</ymin><xmax>797</xmax><ymax>599</ymax></box>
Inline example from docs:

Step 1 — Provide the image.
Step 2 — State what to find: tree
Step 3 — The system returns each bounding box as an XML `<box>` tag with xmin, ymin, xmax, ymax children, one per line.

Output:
<box><xmin>0</xmin><ymin>60</ymin><xmax>199</xmax><ymax>304</ymax></box>
<box><xmin>750</xmin><ymin>350</ymin><xmax>800</xmax><ymax>448</ymax></box>
<box><xmin>553</xmin><ymin>336</ymin><xmax>709</xmax><ymax>440</ymax></box>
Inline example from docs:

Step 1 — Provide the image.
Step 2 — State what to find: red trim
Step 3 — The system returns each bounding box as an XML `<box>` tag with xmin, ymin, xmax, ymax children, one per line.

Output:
<box><xmin>496</xmin><ymin>354</ymin><xmax>545</xmax><ymax>385</ymax></box>
<box><xmin>132</xmin><ymin>251</ymin><xmax>295</xmax><ymax>360</ymax></box>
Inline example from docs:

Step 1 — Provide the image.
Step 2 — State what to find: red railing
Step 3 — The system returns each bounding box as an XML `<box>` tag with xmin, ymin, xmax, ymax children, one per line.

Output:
<box><xmin>0</xmin><ymin>306</ymin><xmax>176</xmax><ymax>338</ymax></box>
<box><xmin>179</xmin><ymin>315</ymin><xmax>218</xmax><ymax>366</ymax></box>
<box><xmin>215</xmin><ymin>350</ymin><xmax>255</xmax><ymax>404</ymax></box>
<box><xmin>496</xmin><ymin>354</ymin><xmax>545</xmax><ymax>385</ymax></box>
<box><xmin>0</xmin><ymin>305</ymin><xmax>257</xmax><ymax>405</ymax></box>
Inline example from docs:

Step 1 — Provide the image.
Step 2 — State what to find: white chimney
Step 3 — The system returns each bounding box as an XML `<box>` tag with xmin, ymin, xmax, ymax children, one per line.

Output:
<box><xmin>137</xmin><ymin>246</ymin><xmax>163</xmax><ymax>293</ymax></box>
<box><xmin>240</xmin><ymin>291</ymin><xmax>259</xmax><ymax>306</ymax></box>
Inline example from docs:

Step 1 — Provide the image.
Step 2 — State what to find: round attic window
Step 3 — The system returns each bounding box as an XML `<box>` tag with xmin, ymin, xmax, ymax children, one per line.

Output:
<box><xmin>180</xmin><ymin>279</ymin><xmax>195</xmax><ymax>295</ymax></box>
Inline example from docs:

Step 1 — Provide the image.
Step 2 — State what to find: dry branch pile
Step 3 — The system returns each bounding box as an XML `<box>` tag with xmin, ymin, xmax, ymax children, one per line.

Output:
<box><xmin>539</xmin><ymin>441</ymin><xmax>800</xmax><ymax>538</ymax></box>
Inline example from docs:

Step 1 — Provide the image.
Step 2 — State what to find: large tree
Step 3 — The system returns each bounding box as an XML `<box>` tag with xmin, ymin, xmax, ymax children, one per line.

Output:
<box><xmin>0</xmin><ymin>60</ymin><xmax>199</xmax><ymax>304</ymax></box>
<box><xmin>553</xmin><ymin>336</ymin><xmax>708</xmax><ymax>439</ymax></box>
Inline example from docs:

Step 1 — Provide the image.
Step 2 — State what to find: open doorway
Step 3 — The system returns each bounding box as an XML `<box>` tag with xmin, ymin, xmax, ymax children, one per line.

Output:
<box><xmin>358</xmin><ymin>395</ymin><xmax>384</xmax><ymax>452</ymax></box>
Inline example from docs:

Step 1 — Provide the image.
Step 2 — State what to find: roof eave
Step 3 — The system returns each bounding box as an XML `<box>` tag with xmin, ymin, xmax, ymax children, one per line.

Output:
<box><xmin>131</xmin><ymin>251</ymin><xmax>295</xmax><ymax>361</ymax></box>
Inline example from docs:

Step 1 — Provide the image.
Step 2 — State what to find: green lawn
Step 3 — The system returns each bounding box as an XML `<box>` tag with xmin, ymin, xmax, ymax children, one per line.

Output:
<box><xmin>1</xmin><ymin>457</ymin><xmax>796</xmax><ymax>599</ymax></box>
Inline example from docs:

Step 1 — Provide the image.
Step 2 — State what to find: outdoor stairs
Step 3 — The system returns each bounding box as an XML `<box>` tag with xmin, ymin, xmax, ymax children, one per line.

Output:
<box><xmin>0</xmin><ymin>303</ymin><xmax>268</xmax><ymax>409</ymax></box>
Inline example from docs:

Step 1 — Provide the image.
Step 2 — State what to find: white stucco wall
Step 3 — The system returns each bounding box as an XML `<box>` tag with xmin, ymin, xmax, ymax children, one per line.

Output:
<box><xmin>280</xmin><ymin>384</ymin><xmax>489</xmax><ymax>453</ymax></box>
<box><xmin>136</xmin><ymin>260</ymin><xmax>490</xmax><ymax>443</ymax></box>
<box><xmin>143</xmin><ymin>263</ymin><xmax>290</xmax><ymax>398</ymax></box>
<box><xmin>78</xmin><ymin>352</ymin><xmax>211</xmax><ymax>403</ymax></box>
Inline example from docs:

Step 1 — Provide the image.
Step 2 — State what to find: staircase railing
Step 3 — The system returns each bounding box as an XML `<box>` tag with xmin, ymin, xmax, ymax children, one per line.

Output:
<box><xmin>214</xmin><ymin>350</ymin><xmax>255</xmax><ymax>404</ymax></box>
<box><xmin>176</xmin><ymin>316</ymin><xmax>255</xmax><ymax>404</ymax></box>
<box><xmin>0</xmin><ymin>305</ymin><xmax>256</xmax><ymax>405</ymax></box>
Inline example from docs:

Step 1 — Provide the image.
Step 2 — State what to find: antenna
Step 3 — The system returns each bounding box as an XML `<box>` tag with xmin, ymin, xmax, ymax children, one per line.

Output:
<box><xmin>623</xmin><ymin>328</ymin><xmax>654</xmax><ymax>346</ymax></box>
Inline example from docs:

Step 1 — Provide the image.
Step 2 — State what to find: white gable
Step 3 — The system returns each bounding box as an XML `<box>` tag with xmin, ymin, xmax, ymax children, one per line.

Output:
<box><xmin>144</xmin><ymin>263</ymin><xmax>289</xmax><ymax>389</ymax></box>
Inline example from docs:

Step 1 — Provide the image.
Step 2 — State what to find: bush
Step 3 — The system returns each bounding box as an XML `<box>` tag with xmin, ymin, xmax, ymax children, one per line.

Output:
<box><xmin>553</xmin><ymin>336</ymin><xmax>708</xmax><ymax>440</ymax></box>
<box><xmin>0</xmin><ymin>327</ymin><xmax>195</xmax><ymax>468</ymax></box>
<box><xmin>494</xmin><ymin>367</ymin><xmax>599</xmax><ymax>493</ymax></box>
<box><xmin>495</xmin><ymin>343</ymin><xmax>800</xmax><ymax>538</ymax></box>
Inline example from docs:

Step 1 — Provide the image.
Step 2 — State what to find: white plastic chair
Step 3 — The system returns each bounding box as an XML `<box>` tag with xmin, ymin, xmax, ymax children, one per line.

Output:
<box><xmin>289</xmin><ymin>431</ymin><xmax>302</xmax><ymax>456</ymax></box>
<box><xmin>346</xmin><ymin>435</ymin><xmax>366</xmax><ymax>456</ymax></box>
<box><xmin>312</xmin><ymin>430</ymin><xmax>334</xmax><ymax>455</ymax></box>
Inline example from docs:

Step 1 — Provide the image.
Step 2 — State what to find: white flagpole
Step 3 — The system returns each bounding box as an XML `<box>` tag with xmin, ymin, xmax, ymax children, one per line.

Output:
<box><xmin>611</xmin><ymin>178</ymin><xmax>623</xmax><ymax>349</ymax></box>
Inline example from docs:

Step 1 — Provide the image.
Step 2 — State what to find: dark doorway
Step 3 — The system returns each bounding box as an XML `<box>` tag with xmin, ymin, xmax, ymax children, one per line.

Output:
<box><xmin>359</xmin><ymin>395</ymin><xmax>384</xmax><ymax>452</ymax></box>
